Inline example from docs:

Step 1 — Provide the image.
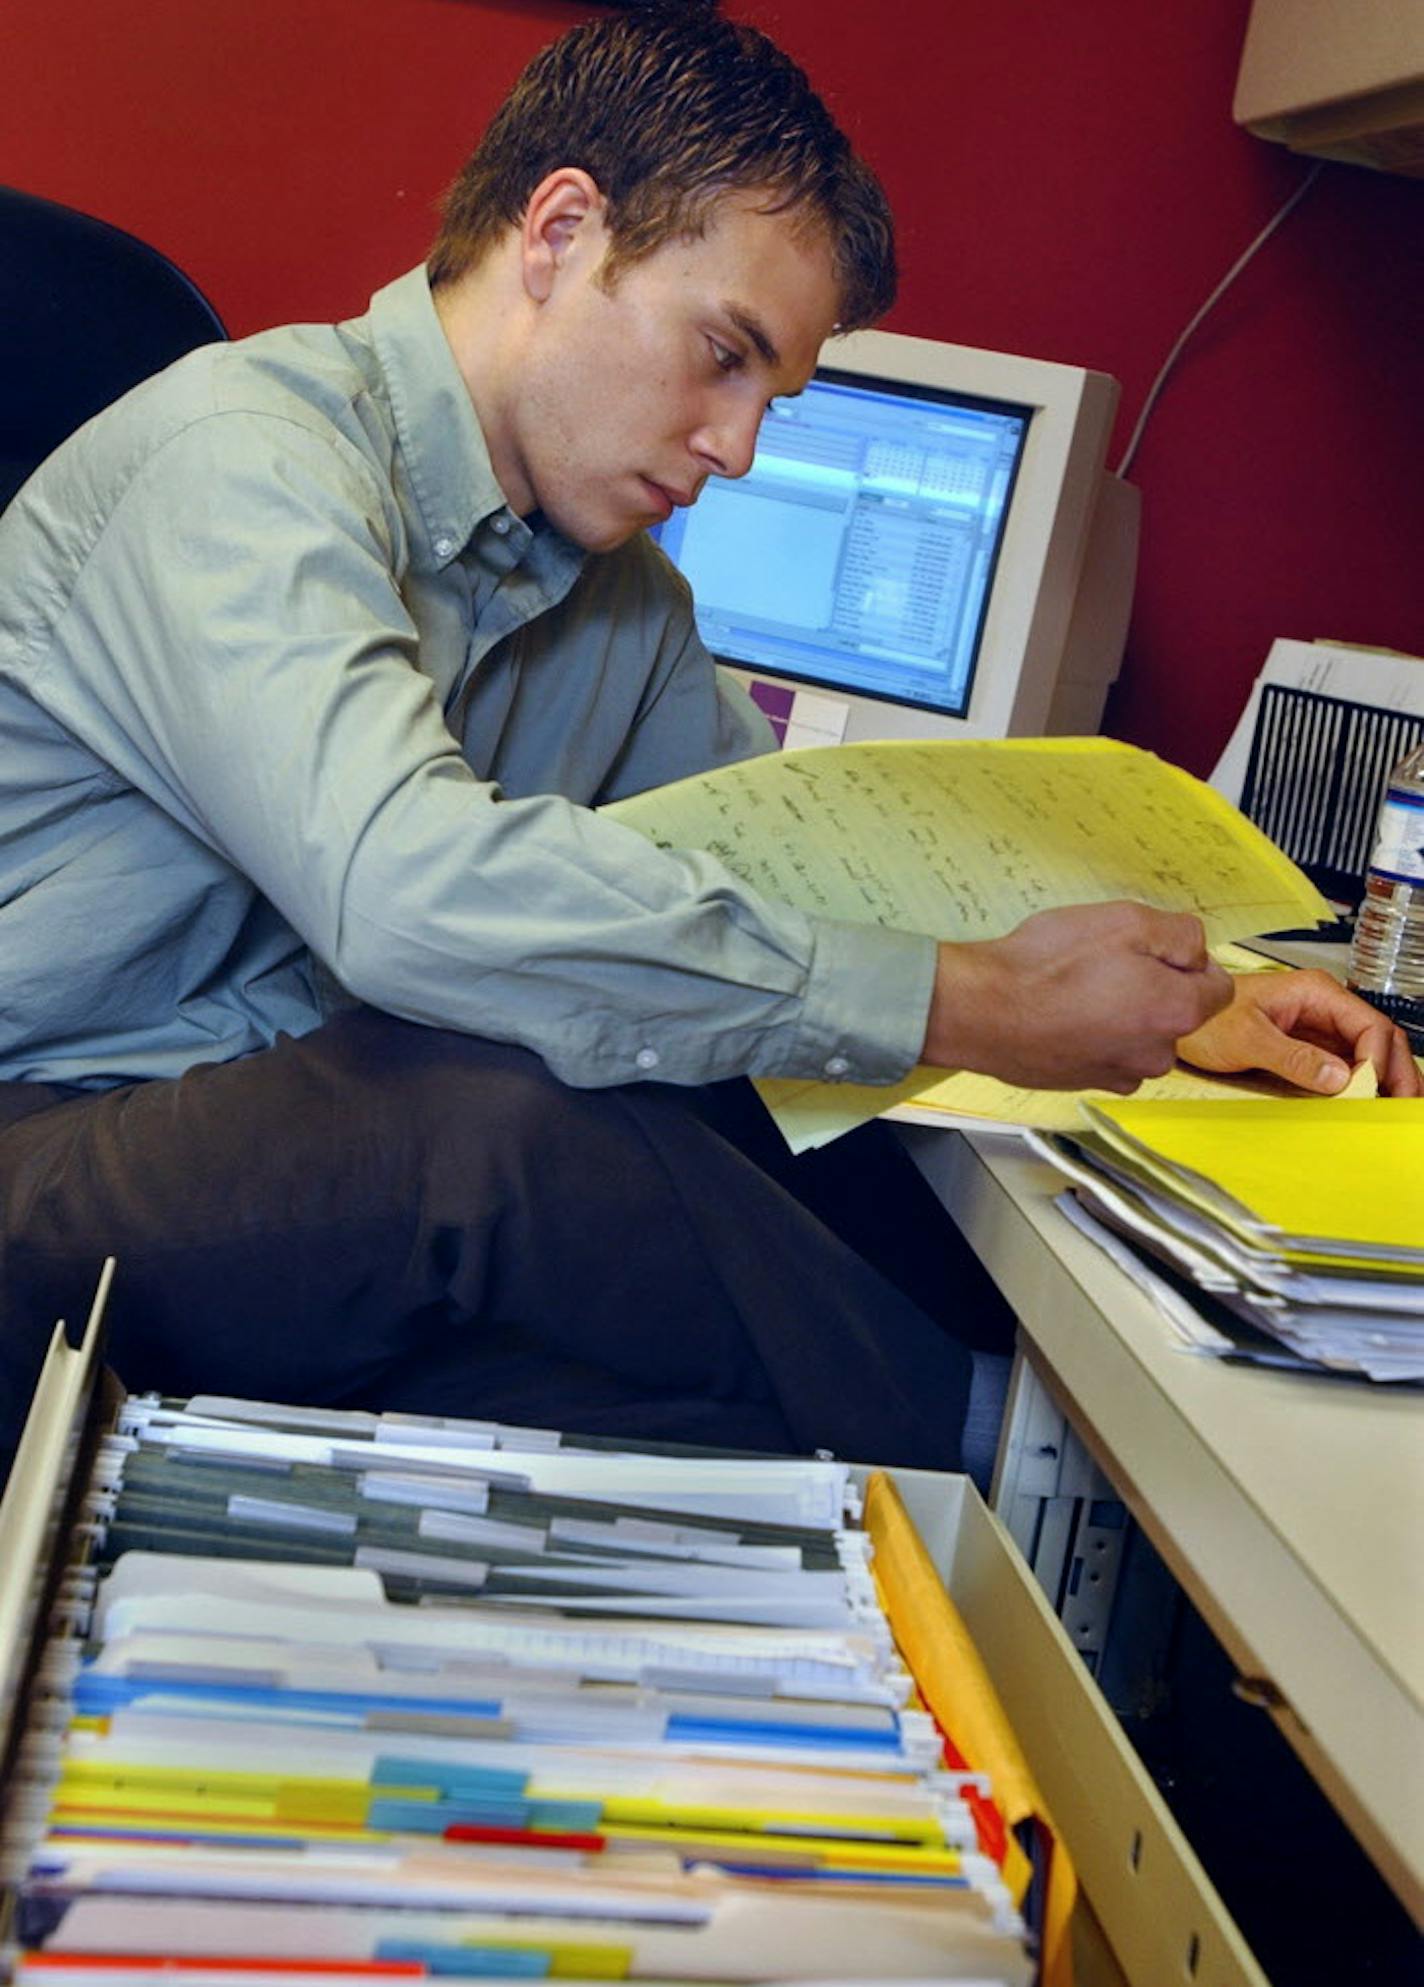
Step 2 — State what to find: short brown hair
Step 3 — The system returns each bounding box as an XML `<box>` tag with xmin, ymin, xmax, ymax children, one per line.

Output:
<box><xmin>428</xmin><ymin>7</ymin><xmax>896</xmax><ymax>331</ymax></box>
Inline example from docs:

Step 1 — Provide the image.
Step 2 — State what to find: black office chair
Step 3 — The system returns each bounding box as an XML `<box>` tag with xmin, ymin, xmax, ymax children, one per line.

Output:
<box><xmin>0</xmin><ymin>184</ymin><xmax>226</xmax><ymax>512</ymax></box>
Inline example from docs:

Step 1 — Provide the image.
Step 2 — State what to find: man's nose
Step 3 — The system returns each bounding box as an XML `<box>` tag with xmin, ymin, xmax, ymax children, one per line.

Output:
<box><xmin>692</xmin><ymin>404</ymin><xmax>762</xmax><ymax>482</ymax></box>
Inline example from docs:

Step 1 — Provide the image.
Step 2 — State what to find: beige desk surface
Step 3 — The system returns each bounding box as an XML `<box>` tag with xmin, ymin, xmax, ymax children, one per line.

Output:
<box><xmin>898</xmin><ymin>1124</ymin><xmax>1424</xmax><ymax>1925</ymax></box>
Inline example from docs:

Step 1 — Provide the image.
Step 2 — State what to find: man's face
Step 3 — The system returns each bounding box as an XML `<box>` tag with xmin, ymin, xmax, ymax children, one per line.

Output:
<box><xmin>505</xmin><ymin>191</ymin><xmax>842</xmax><ymax>553</ymax></box>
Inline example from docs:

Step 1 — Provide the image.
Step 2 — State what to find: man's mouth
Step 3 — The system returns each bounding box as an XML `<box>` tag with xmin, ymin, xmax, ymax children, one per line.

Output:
<box><xmin>641</xmin><ymin>478</ymin><xmax>696</xmax><ymax>519</ymax></box>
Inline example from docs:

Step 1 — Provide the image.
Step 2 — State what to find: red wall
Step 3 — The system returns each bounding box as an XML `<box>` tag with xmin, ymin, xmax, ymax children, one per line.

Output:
<box><xmin>4</xmin><ymin>0</ymin><xmax>1421</xmax><ymax>774</ymax></box>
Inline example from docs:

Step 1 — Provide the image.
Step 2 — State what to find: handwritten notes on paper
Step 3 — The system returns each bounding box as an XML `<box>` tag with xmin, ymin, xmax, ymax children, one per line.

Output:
<box><xmin>604</xmin><ymin>737</ymin><xmax>1332</xmax><ymax>950</ymax></box>
<box><xmin>605</xmin><ymin>738</ymin><xmax>1334</xmax><ymax>1151</ymax></box>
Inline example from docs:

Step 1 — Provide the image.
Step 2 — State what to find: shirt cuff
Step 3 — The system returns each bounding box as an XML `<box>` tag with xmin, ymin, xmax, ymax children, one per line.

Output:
<box><xmin>777</xmin><ymin>919</ymin><xmax>938</xmax><ymax>1086</ymax></box>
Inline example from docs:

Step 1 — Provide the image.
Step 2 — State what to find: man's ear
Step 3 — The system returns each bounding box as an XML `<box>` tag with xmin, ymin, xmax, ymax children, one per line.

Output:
<box><xmin>521</xmin><ymin>168</ymin><xmax>607</xmax><ymax>303</ymax></box>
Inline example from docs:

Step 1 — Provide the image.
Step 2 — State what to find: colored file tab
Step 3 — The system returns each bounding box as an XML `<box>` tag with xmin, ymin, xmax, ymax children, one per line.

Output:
<box><xmin>377</xmin><ymin>1941</ymin><xmax>629</xmax><ymax>1979</ymax></box>
<box><xmin>16</xmin><ymin>1966</ymin><xmax>429</xmax><ymax>1980</ymax></box>
<box><xmin>594</xmin><ymin>1797</ymin><xmax>945</xmax><ymax>1843</ymax></box>
<box><xmin>54</xmin><ymin>1765</ymin><xmax>443</xmax><ymax>1830</ymax></box>
<box><xmin>596</xmin><ymin>1819</ymin><xmax>961</xmax><ymax>1875</ymax></box>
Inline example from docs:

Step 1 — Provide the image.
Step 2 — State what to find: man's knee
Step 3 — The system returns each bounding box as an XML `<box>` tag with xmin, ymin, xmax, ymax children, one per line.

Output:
<box><xmin>311</xmin><ymin>1010</ymin><xmax>645</xmax><ymax>1216</ymax></box>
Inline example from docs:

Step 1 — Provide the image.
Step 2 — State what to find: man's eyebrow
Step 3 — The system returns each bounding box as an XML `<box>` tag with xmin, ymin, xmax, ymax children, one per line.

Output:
<box><xmin>723</xmin><ymin>304</ymin><xmax>780</xmax><ymax>369</ymax></box>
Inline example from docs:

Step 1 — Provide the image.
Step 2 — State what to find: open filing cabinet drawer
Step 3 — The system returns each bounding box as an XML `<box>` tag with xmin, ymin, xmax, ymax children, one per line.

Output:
<box><xmin>877</xmin><ymin>1467</ymin><xmax>1269</xmax><ymax>1987</ymax></box>
<box><xmin>1</xmin><ymin>1289</ymin><xmax>1267</xmax><ymax>1987</ymax></box>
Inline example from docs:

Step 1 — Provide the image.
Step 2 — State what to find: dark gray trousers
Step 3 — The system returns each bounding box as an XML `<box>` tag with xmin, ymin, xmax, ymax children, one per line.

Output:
<box><xmin>0</xmin><ymin>1009</ymin><xmax>1007</xmax><ymax>1483</ymax></box>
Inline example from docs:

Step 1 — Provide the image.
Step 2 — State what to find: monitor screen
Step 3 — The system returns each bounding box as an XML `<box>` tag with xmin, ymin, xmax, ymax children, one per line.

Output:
<box><xmin>655</xmin><ymin>369</ymin><xmax>1033</xmax><ymax>721</ymax></box>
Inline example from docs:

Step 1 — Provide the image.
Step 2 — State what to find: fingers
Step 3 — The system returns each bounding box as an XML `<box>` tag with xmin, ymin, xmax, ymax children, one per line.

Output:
<box><xmin>1194</xmin><ymin>958</ymin><xmax>1236</xmax><ymax>1024</ymax></box>
<box><xmin>1315</xmin><ymin>997</ymin><xmax>1421</xmax><ymax>1096</ymax></box>
<box><xmin>1141</xmin><ymin>907</ymin><xmax>1213</xmax><ymax>975</ymax></box>
<box><xmin>1117</xmin><ymin>906</ymin><xmax>1232</xmax><ymax>1038</ymax></box>
<box><xmin>1176</xmin><ymin>968</ymin><xmax>1424</xmax><ymax>1095</ymax></box>
<box><xmin>1323</xmin><ymin>1001</ymin><xmax>1421</xmax><ymax>1097</ymax></box>
<box><xmin>1091</xmin><ymin>906</ymin><xmax>1232</xmax><ymax>1030</ymax></box>
<box><xmin>1243</xmin><ymin>1014</ymin><xmax>1352</xmax><ymax>1095</ymax></box>
<box><xmin>1235</xmin><ymin>970</ymin><xmax>1421</xmax><ymax>1094</ymax></box>
<box><xmin>1375</xmin><ymin>1019</ymin><xmax>1424</xmax><ymax>1097</ymax></box>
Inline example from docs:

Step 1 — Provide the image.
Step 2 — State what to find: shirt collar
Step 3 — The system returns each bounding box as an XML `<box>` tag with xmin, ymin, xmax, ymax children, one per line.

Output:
<box><xmin>365</xmin><ymin>264</ymin><xmax>532</xmax><ymax>573</ymax></box>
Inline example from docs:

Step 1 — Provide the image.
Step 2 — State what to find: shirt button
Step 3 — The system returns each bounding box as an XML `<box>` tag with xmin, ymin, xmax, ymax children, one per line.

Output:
<box><xmin>823</xmin><ymin>1055</ymin><xmax>851</xmax><ymax>1079</ymax></box>
<box><xmin>634</xmin><ymin>1047</ymin><xmax>660</xmax><ymax>1072</ymax></box>
<box><xmin>490</xmin><ymin>514</ymin><xmax>511</xmax><ymax>536</ymax></box>
<box><xmin>433</xmin><ymin>535</ymin><xmax>455</xmax><ymax>558</ymax></box>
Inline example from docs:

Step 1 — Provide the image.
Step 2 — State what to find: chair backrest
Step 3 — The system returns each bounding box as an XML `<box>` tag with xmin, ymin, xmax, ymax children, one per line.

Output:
<box><xmin>0</xmin><ymin>184</ymin><xmax>226</xmax><ymax>511</ymax></box>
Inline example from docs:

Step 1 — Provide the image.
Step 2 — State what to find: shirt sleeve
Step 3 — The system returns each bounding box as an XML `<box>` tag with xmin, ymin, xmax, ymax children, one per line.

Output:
<box><xmin>49</xmin><ymin>410</ymin><xmax>937</xmax><ymax>1090</ymax></box>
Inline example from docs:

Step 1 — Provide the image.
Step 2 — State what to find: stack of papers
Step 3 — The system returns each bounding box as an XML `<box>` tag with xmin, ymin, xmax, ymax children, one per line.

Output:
<box><xmin>1031</xmin><ymin>1099</ymin><xmax>1424</xmax><ymax>1379</ymax></box>
<box><xmin>1</xmin><ymin>1396</ymin><xmax>1038</xmax><ymax>1985</ymax></box>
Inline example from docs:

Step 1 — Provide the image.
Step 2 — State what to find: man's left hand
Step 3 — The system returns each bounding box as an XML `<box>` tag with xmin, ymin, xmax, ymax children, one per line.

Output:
<box><xmin>1176</xmin><ymin>968</ymin><xmax>1422</xmax><ymax>1097</ymax></box>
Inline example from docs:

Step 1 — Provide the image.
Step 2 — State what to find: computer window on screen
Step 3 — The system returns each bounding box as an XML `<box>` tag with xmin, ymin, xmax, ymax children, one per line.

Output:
<box><xmin>657</xmin><ymin>372</ymin><xmax>1031</xmax><ymax>724</ymax></box>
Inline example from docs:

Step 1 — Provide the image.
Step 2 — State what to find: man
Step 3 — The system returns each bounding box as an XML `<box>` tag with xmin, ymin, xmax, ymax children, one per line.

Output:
<box><xmin>0</xmin><ymin>11</ymin><xmax>1414</xmax><ymax>1480</ymax></box>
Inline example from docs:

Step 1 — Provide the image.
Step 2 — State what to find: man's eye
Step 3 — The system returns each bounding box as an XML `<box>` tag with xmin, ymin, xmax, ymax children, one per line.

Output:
<box><xmin>709</xmin><ymin>339</ymin><xmax>741</xmax><ymax>374</ymax></box>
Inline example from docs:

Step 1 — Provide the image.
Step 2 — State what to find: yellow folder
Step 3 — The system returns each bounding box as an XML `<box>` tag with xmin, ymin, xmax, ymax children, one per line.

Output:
<box><xmin>1085</xmin><ymin>1097</ymin><xmax>1424</xmax><ymax>1257</ymax></box>
<box><xmin>864</xmin><ymin>1471</ymin><xmax>1077</xmax><ymax>1987</ymax></box>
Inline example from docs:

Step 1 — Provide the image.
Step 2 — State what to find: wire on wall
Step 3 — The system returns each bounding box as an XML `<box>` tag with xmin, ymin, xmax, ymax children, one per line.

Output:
<box><xmin>1115</xmin><ymin>161</ymin><xmax>1325</xmax><ymax>480</ymax></box>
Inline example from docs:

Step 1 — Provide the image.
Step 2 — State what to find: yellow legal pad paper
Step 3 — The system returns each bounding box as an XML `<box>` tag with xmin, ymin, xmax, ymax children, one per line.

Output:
<box><xmin>605</xmin><ymin>735</ymin><xmax>1329</xmax><ymax>946</ymax></box>
<box><xmin>878</xmin><ymin>1047</ymin><xmax>1379</xmax><ymax>1138</ymax></box>
<box><xmin>606</xmin><ymin>736</ymin><xmax>1331</xmax><ymax>1150</ymax></box>
<box><xmin>1084</xmin><ymin>1096</ymin><xmax>1424</xmax><ymax>1259</ymax></box>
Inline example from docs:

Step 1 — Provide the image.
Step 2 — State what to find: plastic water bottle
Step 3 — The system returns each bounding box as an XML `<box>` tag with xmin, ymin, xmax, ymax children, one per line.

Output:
<box><xmin>1346</xmin><ymin>741</ymin><xmax>1424</xmax><ymax>1050</ymax></box>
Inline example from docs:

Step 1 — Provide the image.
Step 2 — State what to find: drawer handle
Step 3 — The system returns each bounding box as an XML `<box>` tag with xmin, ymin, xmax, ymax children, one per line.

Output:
<box><xmin>1231</xmin><ymin>1672</ymin><xmax>1288</xmax><ymax>1712</ymax></box>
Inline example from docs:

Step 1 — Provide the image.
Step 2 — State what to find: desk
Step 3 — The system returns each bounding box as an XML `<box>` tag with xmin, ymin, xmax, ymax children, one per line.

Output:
<box><xmin>898</xmin><ymin>1124</ymin><xmax>1424</xmax><ymax>1927</ymax></box>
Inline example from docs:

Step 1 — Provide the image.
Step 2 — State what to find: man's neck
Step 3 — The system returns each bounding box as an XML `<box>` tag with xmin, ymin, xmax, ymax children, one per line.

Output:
<box><xmin>431</xmin><ymin>256</ymin><xmax>534</xmax><ymax>516</ymax></box>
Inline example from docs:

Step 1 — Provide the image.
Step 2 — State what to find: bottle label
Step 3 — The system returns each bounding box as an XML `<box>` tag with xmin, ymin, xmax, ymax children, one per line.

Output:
<box><xmin>1367</xmin><ymin>790</ymin><xmax>1424</xmax><ymax>885</ymax></box>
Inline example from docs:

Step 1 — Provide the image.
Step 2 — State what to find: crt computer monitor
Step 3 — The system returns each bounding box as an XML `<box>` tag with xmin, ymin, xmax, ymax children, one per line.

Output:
<box><xmin>654</xmin><ymin>326</ymin><xmax>1140</xmax><ymax>749</ymax></box>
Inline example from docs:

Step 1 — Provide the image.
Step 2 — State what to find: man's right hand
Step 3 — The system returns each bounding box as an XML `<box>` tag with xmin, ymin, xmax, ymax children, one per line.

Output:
<box><xmin>921</xmin><ymin>901</ymin><xmax>1233</xmax><ymax>1094</ymax></box>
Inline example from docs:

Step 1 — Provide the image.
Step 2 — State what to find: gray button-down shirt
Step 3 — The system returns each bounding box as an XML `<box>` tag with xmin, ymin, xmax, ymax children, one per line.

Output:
<box><xmin>0</xmin><ymin>265</ymin><xmax>934</xmax><ymax>1090</ymax></box>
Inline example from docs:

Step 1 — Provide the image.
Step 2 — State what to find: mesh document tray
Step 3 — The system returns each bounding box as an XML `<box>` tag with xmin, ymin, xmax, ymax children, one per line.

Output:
<box><xmin>1239</xmin><ymin>682</ymin><xmax>1424</xmax><ymax>907</ymax></box>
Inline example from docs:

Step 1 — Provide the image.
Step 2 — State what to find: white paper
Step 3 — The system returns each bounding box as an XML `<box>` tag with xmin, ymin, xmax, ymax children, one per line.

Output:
<box><xmin>1212</xmin><ymin>638</ymin><xmax>1424</xmax><ymax>804</ymax></box>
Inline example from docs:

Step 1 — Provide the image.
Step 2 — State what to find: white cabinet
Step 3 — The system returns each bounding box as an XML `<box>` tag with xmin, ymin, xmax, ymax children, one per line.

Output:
<box><xmin>1235</xmin><ymin>0</ymin><xmax>1424</xmax><ymax>175</ymax></box>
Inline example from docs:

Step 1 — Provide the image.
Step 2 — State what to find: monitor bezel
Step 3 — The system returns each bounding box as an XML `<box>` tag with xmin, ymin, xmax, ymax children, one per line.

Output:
<box><xmin>708</xmin><ymin>326</ymin><xmax>1122</xmax><ymax>745</ymax></box>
